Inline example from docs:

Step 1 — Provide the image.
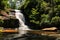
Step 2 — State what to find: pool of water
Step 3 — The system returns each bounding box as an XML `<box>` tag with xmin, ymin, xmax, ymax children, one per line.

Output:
<box><xmin>1</xmin><ymin>33</ymin><xmax>56</xmax><ymax>40</ymax></box>
<box><xmin>0</xmin><ymin>31</ymin><xmax>58</xmax><ymax>40</ymax></box>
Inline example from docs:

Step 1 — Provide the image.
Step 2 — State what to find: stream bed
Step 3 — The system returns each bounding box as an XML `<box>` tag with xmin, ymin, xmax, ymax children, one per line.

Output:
<box><xmin>0</xmin><ymin>30</ymin><xmax>60</xmax><ymax>40</ymax></box>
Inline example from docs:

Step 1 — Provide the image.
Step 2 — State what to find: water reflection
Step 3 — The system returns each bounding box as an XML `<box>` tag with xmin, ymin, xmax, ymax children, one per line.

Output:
<box><xmin>0</xmin><ymin>31</ymin><xmax>57</xmax><ymax>40</ymax></box>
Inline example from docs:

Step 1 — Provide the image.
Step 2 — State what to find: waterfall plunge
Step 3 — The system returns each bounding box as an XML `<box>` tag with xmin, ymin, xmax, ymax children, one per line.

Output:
<box><xmin>15</xmin><ymin>10</ymin><xmax>30</xmax><ymax>30</ymax></box>
<box><xmin>14</xmin><ymin>10</ymin><xmax>31</xmax><ymax>37</ymax></box>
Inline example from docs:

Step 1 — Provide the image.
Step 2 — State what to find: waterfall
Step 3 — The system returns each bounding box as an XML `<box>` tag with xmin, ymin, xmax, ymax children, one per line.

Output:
<box><xmin>14</xmin><ymin>10</ymin><xmax>31</xmax><ymax>37</ymax></box>
<box><xmin>15</xmin><ymin>10</ymin><xmax>30</xmax><ymax>30</ymax></box>
<box><xmin>4</xmin><ymin>10</ymin><xmax>31</xmax><ymax>40</ymax></box>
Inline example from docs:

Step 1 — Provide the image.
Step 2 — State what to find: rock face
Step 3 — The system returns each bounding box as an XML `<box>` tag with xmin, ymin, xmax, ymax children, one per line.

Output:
<box><xmin>0</xmin><ymin>19</ymin><xmax>19</xmax><ymax>28</ymax></box>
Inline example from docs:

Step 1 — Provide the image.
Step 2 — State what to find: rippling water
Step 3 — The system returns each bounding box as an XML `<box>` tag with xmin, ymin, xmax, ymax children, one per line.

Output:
<box><xmin>0</xmin><ymin>32</ymin><xmax>58</xmax><ymax>40</ymax></box>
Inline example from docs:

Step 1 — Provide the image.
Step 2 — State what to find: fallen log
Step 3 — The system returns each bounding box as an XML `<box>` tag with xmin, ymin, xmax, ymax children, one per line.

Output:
<box><xmin>0</xmin><ymin>29</ymin><xmax>18</xmax><ymax>33</ymax></box>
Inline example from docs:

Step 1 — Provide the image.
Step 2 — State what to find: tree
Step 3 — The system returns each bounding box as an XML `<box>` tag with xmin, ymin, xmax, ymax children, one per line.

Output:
<box><xmin>0</xmin><ymin>0</ymin><xmax>10</xmax><ymax>10</ymax></box>
<box><xmin>20</xmin><ymin>0</ymin><xmax>60</xmax><ymax>29</ymax></box>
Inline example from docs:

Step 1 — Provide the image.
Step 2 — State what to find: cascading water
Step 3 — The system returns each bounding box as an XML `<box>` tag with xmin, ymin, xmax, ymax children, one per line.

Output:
<box><xmin>13</xmin><ymin>10</ymin><xmax>31</xmax><ymax>38</ymax></box>
<box><xmin>3</xmin><ymin>10</ymin><xmax>31</xmax><ymax>40</ymax></box>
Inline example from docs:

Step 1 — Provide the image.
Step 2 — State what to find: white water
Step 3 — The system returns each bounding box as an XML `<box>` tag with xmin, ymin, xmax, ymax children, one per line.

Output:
<box><xmin>14</xmin><ymin>10</ymin><xmax>31</xmax><ymax>37</ymax></box>
<box><xmin>15</xmin><ymin>10</ymin><xmax>30</xmax><ymax>30</ymax></box>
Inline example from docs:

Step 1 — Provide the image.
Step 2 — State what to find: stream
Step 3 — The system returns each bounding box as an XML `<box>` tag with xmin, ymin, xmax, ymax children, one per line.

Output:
<box><xmin>0</xmin><ymin>10</ymin><xmax>59</xmax><ymax>40</ymax></box>
<box><xmin>0</xmin><ymin>30</ymin><xmax>59</xmax><ymax>40</ymax></box>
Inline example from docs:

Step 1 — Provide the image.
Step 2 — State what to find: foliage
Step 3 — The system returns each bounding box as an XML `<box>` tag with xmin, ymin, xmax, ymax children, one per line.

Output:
<box><xmin>0</xmin><ymin>0</ymin><xmax>60</xmax><ymax>29</ymax></box>
<box><xmin>0</xmin><ymin>19</ymin><xmax>4</xmax><ymax>27</ymax></box>
<box><xmin>20</xmin><ymin>0</ymin><xmax>60</xmax><ymax>29</ymax></box>
<box><xmin>51</xmin><ymin>16</ymin><xmax>60</xmax><ymax>24</ymax></box>
<box><xmin>40</xmin><ymin>14</ymin><xmax>50</xmax><ymax>25</ymax></box>
<box><xmin>0</xmin><ymin>0</ymin><xmax>10</xmax><ymax>10</ymax></box>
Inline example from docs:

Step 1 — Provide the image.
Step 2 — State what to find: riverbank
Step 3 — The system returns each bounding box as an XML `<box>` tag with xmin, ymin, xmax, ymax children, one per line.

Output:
<box><xmin>0</xmin><ymin>30</ymin><xmax>60</xmax><ymax>40</ymax></box>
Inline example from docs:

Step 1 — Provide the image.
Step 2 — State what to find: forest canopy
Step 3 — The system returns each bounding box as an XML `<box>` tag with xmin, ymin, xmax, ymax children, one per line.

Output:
<box><xmin>0</xmin><ymin>0</ymin><xmax>10</xmax><ymax>10</ymax></box>
<box><xmin>20</xmin><ymin>0</ymin><xmax>60</xmax><ymax>29</ymax></box>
